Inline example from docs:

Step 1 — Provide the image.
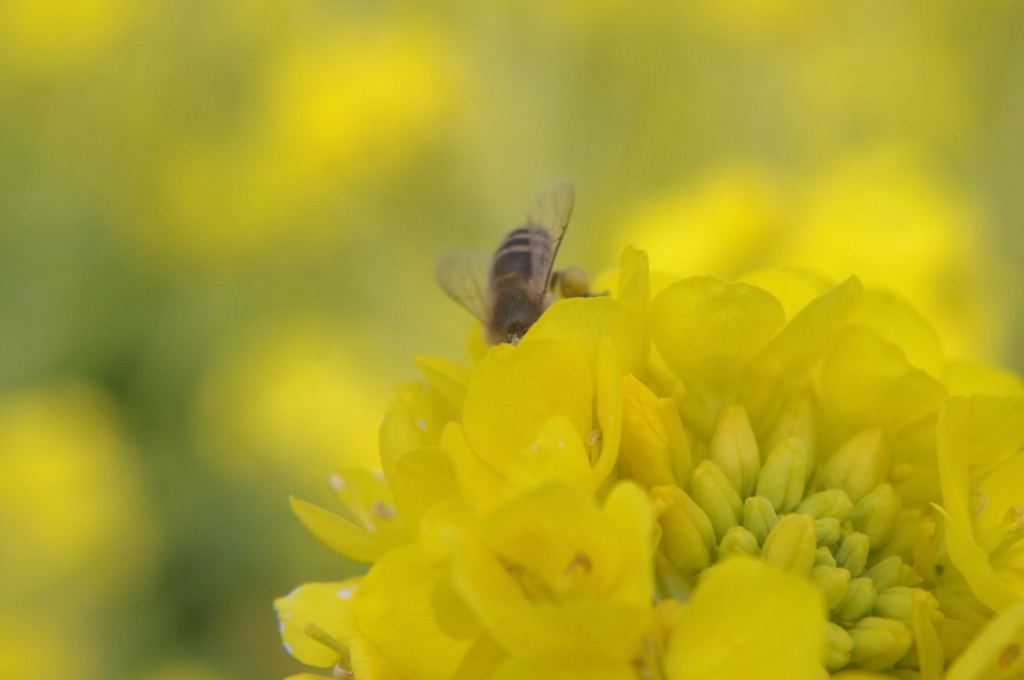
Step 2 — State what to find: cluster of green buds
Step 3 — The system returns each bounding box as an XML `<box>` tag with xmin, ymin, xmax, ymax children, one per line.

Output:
<box><xmin>626</xmin><ymin>383</ymin><xmax>941</xmax><ymax>673</ymax></box>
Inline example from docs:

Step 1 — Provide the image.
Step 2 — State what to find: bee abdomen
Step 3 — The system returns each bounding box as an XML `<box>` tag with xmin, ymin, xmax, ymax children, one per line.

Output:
<box><xmin>490</xmin><ymin>227</ymin><xmax>550</xmax><ymax>283</ymax></box>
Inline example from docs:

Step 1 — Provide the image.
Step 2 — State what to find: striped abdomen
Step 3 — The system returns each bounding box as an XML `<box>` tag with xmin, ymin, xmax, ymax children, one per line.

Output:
<box><xmin>486</xmin><ymin>227</ymin><xmax>551</xmax><ymax>345</ymax></box>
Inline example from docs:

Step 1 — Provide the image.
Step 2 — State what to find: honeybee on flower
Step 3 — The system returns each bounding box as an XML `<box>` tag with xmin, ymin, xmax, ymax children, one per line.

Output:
<box><xmin>276</xmin><ymin>183</ymin><xmax>1024</xmax><ymax>680</ymax></box>
<box><xmin>436</xmin><ymin>178</ymin><xmax>599</xmax><ymax>346</ymax></box>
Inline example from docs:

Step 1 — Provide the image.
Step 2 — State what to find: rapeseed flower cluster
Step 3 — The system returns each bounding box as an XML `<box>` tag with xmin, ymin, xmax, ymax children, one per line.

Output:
<box><xmin>276</xmin><ymin>246</ymin><xmax>1024</xmax><ymax>680</ymax></box>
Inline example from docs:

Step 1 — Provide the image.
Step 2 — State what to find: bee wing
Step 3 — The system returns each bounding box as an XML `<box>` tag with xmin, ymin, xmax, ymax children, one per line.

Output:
<box><xmin>436</xmin><ymin>249</ymin><xmax>492</xmax><ymax>321</ymax></box>
<box><xmin>524</xmin><ymin>178</ymin><xmax>575</xmax><ymax>299</ymax></box>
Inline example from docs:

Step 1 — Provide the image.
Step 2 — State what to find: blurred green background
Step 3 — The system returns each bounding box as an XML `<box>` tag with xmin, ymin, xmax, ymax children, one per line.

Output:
<box><xmin>2</xmin><ymin>0</ymin><xmax>1024</xmax><ymax>678</ymax></box>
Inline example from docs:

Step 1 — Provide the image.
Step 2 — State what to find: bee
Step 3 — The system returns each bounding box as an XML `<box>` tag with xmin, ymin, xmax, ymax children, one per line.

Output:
<box><xmin>437</xmin><ymin>178</ymin><xmax>597</xmax><ymax>346</ymax></box>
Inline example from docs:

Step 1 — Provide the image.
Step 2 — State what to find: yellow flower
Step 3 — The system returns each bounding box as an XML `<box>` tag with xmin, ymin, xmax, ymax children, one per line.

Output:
<box><xmin>936</xmin><ymin>394</ymin><xmax>1024</xmax><ymax>608</ymax></box>
<box><xmin>197</xmin><ymin>318</ymin><xmax>387</xmax><ymax>479</ymax></box>
<box><xmin>277</xmin><ymin>244</ymin><xmax>1024</xmax><ymax>679</ymax></box>
<box><xmin>0</xmin><ymin>0</ymin><xmax>136</xmax><ymax>75</ymax></box>
<box><xmin>149</xmin><ymin>20</ymin><xmax>458</xmax><ymax>260</ymax></box>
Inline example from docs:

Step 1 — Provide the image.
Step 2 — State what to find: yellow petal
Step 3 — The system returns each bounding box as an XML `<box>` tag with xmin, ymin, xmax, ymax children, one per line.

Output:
<box><xmin>936</xmin><ymin>396</ymin><xmax>1024</xmax><ymax>531</ymax></box>
<box><xmin>651</xmin><ymin>276</ymin><xmax>785</xmax><ymax>401</ymax></box>
<box><xmin>350</xmin><ymin>634</ymin><xmax>408</xmax><ymax>680</ymax></box>
<box><xmin>592</xmin><ymin>338</ymin><xmax>624</xmax><ymax>487</ymax></box>
<box><xmin>819</xmin><ymin>325</ymin><xmax>946</xmax><ymax>435</ymax></box>
<box><xmin>379</xmin><ymin>381</ymin><xmax>453</xmax><ymax>481</ymax></box>
<box><xmin>504</xmin><ymin>416</ymin><xmax>594</xmax><ymax>499</ymax></box>
<box><xmin>463</xmin><ymin>339</ymin><xmax>592</xmax><ymax>473</ymax></box>
<box><xmin>274</xmin><ymin>578</ymin><xmax>362</xmax><ymax>668</ymax></box>
<box><xmin>619</xmin><ymin>374</ymin><xmax>679</xmax><ymax>489</ymax></box>
<box><xmin>442</xmin><ymin>422</ymin><xmax>504</xmax><ymax>515</ymax></box>
<box><xmin>328</xmin><ymin>468</ymin><xmax>405</xmax><ymax>545</ymax></box>
<box><xmin>945</xmin><ymin>361</ymin><xmax>1024</xmax><ymax>398</ymax></box>
<box><xmin>290</xmin><ymin>497</ymin><xmax>401</xmax><ymax>563</ymax></box>
<box><xmin>479</xmin><ymin>483</ymin><xmax>636</xmax><ymax>604</ymax></box>
<box><xmin>488</xmin><ymin>651</ymin><xmax>637</xmax><ymax>680</ymax></box>
<box><xmin>451</xmin><ymin>482</ymin><xmax>653</xmax><ymax>658</ymax></box>
<box><xmin>618</xmin><ymin>246</ymin><xmax>651</xmax><ymax>319</ymax></box>
<box><xmin>389</xmin><ymin>447</ymin><xmax>459</xmax><ymax>533</ymax></box>
<box><xmin>936</xmin><ymin>505</ymin><xmax>1023</xmax><ymax>614</ymax></box>
<box><xmin>911</xmin><ymin>588</ymin><xmax>945</xmax><ymax>680</ymax></box>
<box><xmin>453</xmin><ymin>633</ymin><xmax>507</xmax><ymax>680</ymax></box>
<box><xmin>524</xmin><ymin>296</ymin><xmax>647</xmax><ymax>378</ymax></box>
<box><xmin>353</xmin><ymin>544</ymin><xmax>474</xmax><ymax>680</ymax></box>
<box><xmin>415</xmin><ymin>355</ymin><xmax>473</xmax><ymax>415</ymax></box>
<box><xmin>663</xmin><ymin>557</ymin><xmax>825</xmax><ymax>680</ymax></box>
<box><xmin>946</xmin><ymin>600</ymin><xmax>1024</xmax><ymax>680</ymax></box>
<box><xmin>738</xmin><ymin>267</ymin><xmax>833</xmax><ymax>320</ymax></box>
<box><xmin>602</xmin><ymin>481</ymin><xmax>655</xmax><ymax>604</ymax></box>
<box><xmin>850</xmin><ymin>289</ymin><xmax>944</xmax><ymax>379</ymax></box>
<box><xmin>747</xmin><ymin>275</ymin><xmax>862</xmax><ymax>385</ymax></box>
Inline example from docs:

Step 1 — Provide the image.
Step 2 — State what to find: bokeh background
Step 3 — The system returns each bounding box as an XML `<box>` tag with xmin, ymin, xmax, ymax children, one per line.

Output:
<box><xmin>2</xmin><ymin>0</ymin><xmax>1024</xmax><ymax>678</ymax></box>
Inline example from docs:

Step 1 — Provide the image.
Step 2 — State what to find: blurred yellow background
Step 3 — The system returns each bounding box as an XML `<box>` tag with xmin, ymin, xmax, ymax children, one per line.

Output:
<box><xmin>1</xmin><ymin>0</ymin><xmax>1023</xmax><ymax>678</ymax></box>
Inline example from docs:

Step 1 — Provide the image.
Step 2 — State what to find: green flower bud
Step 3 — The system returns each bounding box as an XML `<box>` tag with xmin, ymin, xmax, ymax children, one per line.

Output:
<box><xmin>742</xmin><ymin>495</ymin><xmax>778</xmax><ymax>545</ymax></box>
<box><xmin>795</xmin><ymin>489</ymin><xmax>855</xmax><ymax>522</ymax></box>
<box><xmin>690</xmin><ymin>460</ymin><xmax>743</xmax><ymax>543</ymax></box>
<box><xmin>811</xmin><ymin>564</ymin><xmax>851</xmax><ymax>609</ymax></box>
<box><xmin>874</xmin><ymin>586</ymin><xmax>942</xmax><ymax>625</ymax></box>
<box><xmin>762</xmin><ymin>513</ymin><xmax>817</xmax><ymax>577</ymax></box>
<box><xmin>815</xmin><ymin>517</ymin><xmax>842</xmax><ymax>548</ymax></box>
<box><xmin>823</xmin><ymin>621</ymin><xmax>853</xmax><ymax>672</ymax></box>
<box><xmin>815</xmin><ymin>546</ymin><xmax>837</xmax><ymax>568</ymax></box>
<box><xmin>836</xmin><ymin>531</ymin><xmax>870</xmax><ymax>577</ymax></box>
<box><xmin>756</xmin><ymin>437</ymin><xmax>807</xmax><ymax>513</ymax></box>
<box><xmin>820</xmin><ymin>426</ymin><xmax>890</xmax><ymax>503</ymax></box>
<box><xmin>719</xmin><ymin>525</ymin><xmax>760</xmax><ymax>559</ymax></box>
<box><xmin>849</xmin><ymin>617</ymin><xmax>914</xmax><ymax>672</ymax></box>
<box><xmin>834</xmin><ymin>576</ymin><xmax>876</xmax><ymax>622</ymax></box>
<box><xmin>766</xmin><ymin>396</ymin><xmax>817</xmax><ymax>484</ymax></box>
<box><xmin>849</xmin><ymin>483</ymin><xmax>902</xmax><ymax>548</ymax></box>
<box><xmin>710</xmin><ymin>404</ymin><xmax>760</xmax><ymax>498</ymax></box>
<box><xmin>864</xmin><ymin>556</ymin><xmax>909</xmax><ymax>592</ymax></box>
<box><xmin>652</xmin><ymin>484</ymin><xmax>716</xmax><ymax>577</ymax></box>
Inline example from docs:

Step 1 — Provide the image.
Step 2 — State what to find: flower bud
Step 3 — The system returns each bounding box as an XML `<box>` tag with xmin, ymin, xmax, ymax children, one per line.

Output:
<box><xmin>690</xmin><ymin>460</ymin><xmax>743</xmax><ymax>542</ymax></box>
<box><xmin>874</xmin><ymin>586</ymin><xmax>942</xmax><ymax>625</ymax></box>
<box><xmin>849</xmin><ymin>617</ymin><xmax>913</xmax><ymax>672</ymax></box>
<box><xmin>836</xmin><ymin>531</ymin><xmax>870</xmax><ymax>577</ymax></box>
<box><xmin>823</xmin><ymin>621</ymin><xmax>853</xmax><ymax>671</ymax></box>
<box><xmin>767</xmin><ymin>396</ymin><xmax>817</xmax><ymax>484</ymax></box>
<box><xmin>718</xmin><ymin>526</ymin><xmax>760</xmax><ymax>559</ymax></box>
<box><xmin>815</xmin><ymin>518</ymin><xmax>842</xmax><ymax>548</ymax></box>
<box><xmin>820</xmin><ymin>427</ymin><xmax>890</xmax><ymax>503</ymax></box>
<box><xmin>849</xmin><ymin>483</ymin><xmax>902</xmax><ymax>548</ymax></box>
<box><xmin>811</xmin><ymin>565</ymin><xmax>851</xmax><ymax>609</ymax></box>
<box><xmin>762</xmin><ymin>513</ymin><xmax>817</xmax><ymax>577</ymax></box>
<box><xmin>742</xmin><ymin>495</ymin><xmax>778</xmax><ymax>545</ymax></box>
<box><xmin>815</xmin><ymin>546</ymin><xmax>837</xmax><ymax>568</ymax></box>
<box><xmin>756</xmin><ymin>437</ymin><xmax>807</xmax><ymax>513</ymax></box>
<box><xmin>834</xmin><ymin>576</ymin><xmax>876</xmax><ymax>622</ymax></box>
<box><xmin>710</xmin><ymin>404</ymin><xmax>760</xmax><ymax>498</ymax></box>
<box><xmin>864</xmin><ymin>556</ymin><xmax>908</xmax><ymax>592</ymax></box>
<box><xmin>660</xmin><ymin>398</ymin><xmax>693</xmax><ymax>489</ymax></box>
<box><xmin>795</xmin><ymin>489</ymin><xmax>854</xmax><ymax>522</ymax></box>
<box><xmin>619</xmin><ymin>375</ymin><xmax>680</xmax><ymax>489</ymax></box>
<box><xmin>652</xmin><ymin>484</ymin><xmax>716</xmax><ymax>577</ymax></box>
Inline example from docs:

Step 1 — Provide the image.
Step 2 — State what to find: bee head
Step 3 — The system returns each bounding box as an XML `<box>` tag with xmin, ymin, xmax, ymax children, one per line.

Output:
<box><xmin>489</xmin><ymin>291</ymin><xmax>543</xmax><ymax>346</ymax></box>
